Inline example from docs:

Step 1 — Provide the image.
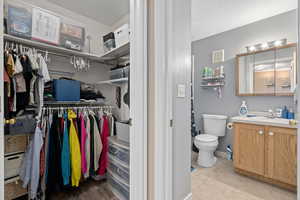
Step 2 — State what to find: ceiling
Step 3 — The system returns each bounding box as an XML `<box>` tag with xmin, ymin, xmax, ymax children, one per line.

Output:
<box><xmin>48</xmin><ymin>0</ymin><xmax>297</xmax><ymax>40</ymax></box>
<box><xmin>48</xmin><ymin>0</ymin><xmax>129</xmax><ymax>26</ymax></box>
<box><xmin>192</xmin><ymin>0</ymin><xmax>297</xmax><ymax>41</ymax></box>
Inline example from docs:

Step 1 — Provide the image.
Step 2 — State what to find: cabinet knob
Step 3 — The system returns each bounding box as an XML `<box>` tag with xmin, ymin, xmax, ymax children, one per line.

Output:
<box><xmin>269</xmin><ymin>132</ymin><xmax>274</xmax><ymax>136</ymax></box>
<box><xmin>258</xmin><ymin>130</ymin><xmax>264</xmax><ymax>135</ymax></box>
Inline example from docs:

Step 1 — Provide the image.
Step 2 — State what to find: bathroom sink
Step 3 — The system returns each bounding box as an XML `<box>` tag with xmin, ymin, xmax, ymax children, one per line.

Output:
<box><xmin>231</xmin><ymin>116</ymin><xmax>298</xmax><ymax>128</ymax></box>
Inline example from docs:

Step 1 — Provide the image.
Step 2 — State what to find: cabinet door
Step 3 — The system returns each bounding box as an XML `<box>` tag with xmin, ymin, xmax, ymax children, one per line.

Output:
<box><xmin>234</xmin><ymin>123</ymin><xmax>265</xmax><ymax>175</ymax></box>
<box><xmin>265</xmin><ymin>127</ymin><xmax>297</xmax><ymax>186</ymax></box>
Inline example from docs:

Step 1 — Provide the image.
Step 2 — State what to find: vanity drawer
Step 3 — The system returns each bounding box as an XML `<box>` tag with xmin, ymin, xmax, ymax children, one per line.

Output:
<box><xmin>5</xmin><ymin>135</ymin><xmax>29</xmax><ymax>155</ymax></box>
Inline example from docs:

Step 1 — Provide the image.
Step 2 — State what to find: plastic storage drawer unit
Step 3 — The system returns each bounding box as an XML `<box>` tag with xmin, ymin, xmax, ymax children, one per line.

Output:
<box><xmin>108</xmin><ymin>139</ymin><xmax>130</xmax><ymax>165</ymax></box>
<box><xmin>110</xmin><ymin>68</ymin><xmax>124</xmax><ymax>80</ymax></box>
<box><xmin>108</xmin><ymin>170</ymin><xmax>129</xmax><ymax>200</ymax></box>
<box><xmin>108</xmin><ymin>157</ymin><xmax>129</xmax><ymax>184</ymax></box>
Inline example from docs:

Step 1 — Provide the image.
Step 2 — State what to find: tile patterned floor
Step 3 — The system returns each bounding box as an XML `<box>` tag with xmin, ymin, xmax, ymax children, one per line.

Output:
<box><xmin>191</xmin><ymin>152</ymin><xmax>297</xmax><ymax>200</ymax></box>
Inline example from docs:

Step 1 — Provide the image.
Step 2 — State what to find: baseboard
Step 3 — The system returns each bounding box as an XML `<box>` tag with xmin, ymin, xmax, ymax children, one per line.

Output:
<box><xmin>183</xmin><ymin>193</ymin><xmax>192</xmax><ymax>200</ymax></box>
<box><xmin>215</xmin><ymin>151</ymin><xmax>227</xmax><ymax>159</ymax></box>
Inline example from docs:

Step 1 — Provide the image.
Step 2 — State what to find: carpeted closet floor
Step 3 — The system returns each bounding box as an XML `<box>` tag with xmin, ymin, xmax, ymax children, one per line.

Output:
<box><xmin>49</xmin><ymin>180</ymin><xmax>117</xmax><ymax>200</ymax></box>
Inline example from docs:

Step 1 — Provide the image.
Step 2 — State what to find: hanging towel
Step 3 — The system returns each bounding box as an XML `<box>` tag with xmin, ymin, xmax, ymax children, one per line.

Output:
<box><xmin>80</xmin><ymin>114</ymin><xmax>87</xmax><ymax>175</ymax></box>
<box><xmin>61</xmin><ymin>113</ymin><xmax>71</xmax><ymax>185</ymax></box>
<box><xmin>98</xmin><ymin>116</ymin><xmax>110</xmax><ymax>175</ymax></box>
<box><xmin>69</xmin><ymin>110</ymin><xmax>81</xmax><ymax>187</ymax></box>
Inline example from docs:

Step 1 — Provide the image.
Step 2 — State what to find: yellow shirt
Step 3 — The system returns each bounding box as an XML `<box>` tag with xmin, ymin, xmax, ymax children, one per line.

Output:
<box><xmin>68</xmin><ymin>110</ymin><xmax>81</xmax><ymax>187</ymax></box>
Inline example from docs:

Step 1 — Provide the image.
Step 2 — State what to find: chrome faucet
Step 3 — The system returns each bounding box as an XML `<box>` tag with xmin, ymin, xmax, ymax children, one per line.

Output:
<box><xmin>267</xmin><ymin>109</ymin><xmax>276</xmax><ymax>119</ymax></box>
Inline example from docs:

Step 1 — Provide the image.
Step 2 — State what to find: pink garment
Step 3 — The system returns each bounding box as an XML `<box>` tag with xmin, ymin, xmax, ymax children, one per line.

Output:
<box><xmin>80</xmin><ymin>114</ymin><xmax>88</xmax><ymax>174</ymax></box>
<box><xmin>98</xmin><ymin>116</ymin><xmax>110</xmax><ymax>175</ymax></box>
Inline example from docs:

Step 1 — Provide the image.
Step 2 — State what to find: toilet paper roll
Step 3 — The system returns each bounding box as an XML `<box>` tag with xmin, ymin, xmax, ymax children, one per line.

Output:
<box><xmin>227</xmin><ymin>123</ymin><xmax>233</xmax><ymax>129</ymax></box>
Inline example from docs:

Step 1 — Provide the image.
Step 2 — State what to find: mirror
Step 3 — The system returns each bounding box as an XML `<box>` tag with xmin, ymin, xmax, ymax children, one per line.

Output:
<box><xmin>236</xmin><ymin>44</ymin><xmax>297</xmax><ymax>96</ymax></box>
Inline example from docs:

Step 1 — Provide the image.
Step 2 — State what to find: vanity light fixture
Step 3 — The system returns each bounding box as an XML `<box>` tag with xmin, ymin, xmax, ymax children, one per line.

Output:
<box><xmin>247</xmin><ymin>46</ymin><xmax>256</xmax><ymax>52</ymax></box>
<box><xmin>261</xmin><ymin>43</ymin><xmax>268</xmax><ymax>49</ymax></box>
<box><xmin>246</xmin><ymin>38</ymin><xmax>287</xmax><ymax>52</ymax></box>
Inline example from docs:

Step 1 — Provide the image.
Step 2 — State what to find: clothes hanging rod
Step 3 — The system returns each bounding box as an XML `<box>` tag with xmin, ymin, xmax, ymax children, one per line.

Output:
<box><xmin>42</xmin><ymin>106</ymin><xmax>112</xmax><ymax>109</ymax></box>
<box><xmin>44</xmin><ymin>101</ymin><xmax>111</xmax><ymax>106</ymax></box>
<box><xmin>4</xmin><ymin>34</ymin><xmax>114</xmax><ymax>65</ymax></box>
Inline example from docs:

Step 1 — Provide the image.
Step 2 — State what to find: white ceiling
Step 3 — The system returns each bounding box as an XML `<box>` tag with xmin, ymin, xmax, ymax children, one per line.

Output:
<box><xmin>48</xmin><ymin>0</ymin><xmax>129</xmax><ymax>26</ymax></box>
<box><xmin>47</xmin><ymin>0</ymin><xmax>297</xmax><ymax>40</ymax></box>
<box><xmin>192</xmin><ymin>0</ymin><xmax>297</xmax><ymax>41</ymax></box>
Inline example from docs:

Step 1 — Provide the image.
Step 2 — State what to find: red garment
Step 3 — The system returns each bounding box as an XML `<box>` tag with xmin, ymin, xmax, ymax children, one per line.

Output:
<box><xmin>40</xmin><ymin>142</ymin><xmax>45</xmax><ymax>177</ymax></box>
<box><xmin>98</xmin><ymin>116</ymin><xmax>110</xmax><ymax>175</ymax></box>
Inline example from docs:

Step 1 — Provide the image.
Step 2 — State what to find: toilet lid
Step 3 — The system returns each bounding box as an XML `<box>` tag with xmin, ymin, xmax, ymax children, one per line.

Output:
<box><xmin>195</xmin><ymin>134</ymin><xmax>218</xmax><ymax>142</ymax></box>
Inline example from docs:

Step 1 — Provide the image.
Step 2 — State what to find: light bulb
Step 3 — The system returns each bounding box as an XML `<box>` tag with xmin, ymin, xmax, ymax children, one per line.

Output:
<box><xmin>261</xmin><ymin>43</ymin><xmax>268</xmax><ymax>49</ymax></box>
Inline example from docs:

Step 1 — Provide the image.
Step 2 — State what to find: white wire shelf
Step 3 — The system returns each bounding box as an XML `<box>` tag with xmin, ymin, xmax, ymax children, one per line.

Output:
<box><xmin>100</xmin><ymin>42</ymin><xmax>130</xmax><ymax>61</ymax></box>
<box><xmin>202</xmin><ymin>76</ymin><xmax>225</xmax><ymax>81</ymax></box>
<box><xmin>97</xmin><ymin>77</ymin><xmax>129</xmax><ymax>85</ymax></box>
<box><xmin>4</xmin><ymin>34</ymin><xmax>130</xmax><ymax>62</ymax></box>
<box><xmin>200</xmin><ymin>84</ymin><xmax>225</xmax><ymax>88</ymax></box>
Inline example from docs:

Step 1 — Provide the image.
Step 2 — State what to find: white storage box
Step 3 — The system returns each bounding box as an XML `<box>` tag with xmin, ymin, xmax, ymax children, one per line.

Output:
<box><xmin>114</xmin><ymin>24</ymin><xmax>129</xmax><ymax>48</ymax></box>
<box><xmin>116</xmin><ymin>122</ymin><xmax>130</xmax><ymax>143</ymax></box>
<box><xmin>4</xmin><ymin>153</ymin><xmax>24</xmax><ymax>180</ymax></box>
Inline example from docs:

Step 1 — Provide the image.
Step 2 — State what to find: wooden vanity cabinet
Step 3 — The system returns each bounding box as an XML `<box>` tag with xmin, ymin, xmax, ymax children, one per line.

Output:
<box><xmin>265</xmin><ymin>126</ymin><xmax>297</xmax><ymax>186</ymax></box>
<box><xmin>233</xmin><ymin>123</ymin><xmax>265</xmax><ymax>176</ymax></box>
<box><xmin>233</xmin><ymin>123</ymin><xmax>297</xmax><ymax>191</ymax></box>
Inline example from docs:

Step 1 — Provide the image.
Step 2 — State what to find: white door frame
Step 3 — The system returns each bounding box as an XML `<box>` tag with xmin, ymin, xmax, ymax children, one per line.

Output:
<box><xmin>297</xmin><ymin>1</ymin><xmax>300</xmax><ymax>199</ymax></box>
<box><xmin>149</xmin><ymin>0</ymin><xmax>191</xmax><ymax>199</ymax></box>
<box><xmin>129</xmin><ymin>0</ymin><xmax>148</xmax><ymax>199</ymax></box>
<box><xmin>0</xmin><ymin>0</ymin><xmax>4</xmax><ymax>199</ymax></box>
<box><xmin>0</xmin><ymin>0</ymin><xmax>148</xmax><ymax>200</ymax></box>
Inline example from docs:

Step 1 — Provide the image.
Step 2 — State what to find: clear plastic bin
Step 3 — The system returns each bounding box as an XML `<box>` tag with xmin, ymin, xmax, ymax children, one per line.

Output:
<box><xmin>108</xmin><ymin>142</ymin><xmax>130</xmax><ymax>165</ymax></box>
<box><xmin>108</xmin><ymin>157</ymin><xmax>129</xmax><ymax>184</ymax></box>
<box><xmin>110</xmin><ymin>68</ymin><xmax>124</xmax><ymax>80</ymax></box>
<box><xmin>108</xmin><ymin>170</ymin><xmax>129</xmax><ymax>200</ymax></box>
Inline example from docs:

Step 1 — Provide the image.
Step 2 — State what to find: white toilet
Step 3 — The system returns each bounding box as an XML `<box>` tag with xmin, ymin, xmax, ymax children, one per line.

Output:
<box><xmin>194</xmin><ymin>114</ymin><xmax>227</xmax><ymax>167</ymax></box>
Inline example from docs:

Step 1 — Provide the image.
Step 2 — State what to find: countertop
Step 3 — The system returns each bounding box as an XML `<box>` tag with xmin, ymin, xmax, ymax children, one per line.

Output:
<box><xmin>231</xmin><ymin>116</ymin><xmax>298</xmax><ymax>129</ymax></box>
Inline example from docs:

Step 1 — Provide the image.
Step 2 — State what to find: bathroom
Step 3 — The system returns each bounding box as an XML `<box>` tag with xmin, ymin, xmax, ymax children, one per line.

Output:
<box><xmin>191</xmin><ymin>1</ymin><xmax>298</xmax><ymax>199</ymax></box>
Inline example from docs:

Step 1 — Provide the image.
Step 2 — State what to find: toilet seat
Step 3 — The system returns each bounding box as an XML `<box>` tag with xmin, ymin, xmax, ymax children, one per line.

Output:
<box><xmin>195</xmin><ymin>134</ymin><xmax>218</xmax><ymax>143</ymax></box>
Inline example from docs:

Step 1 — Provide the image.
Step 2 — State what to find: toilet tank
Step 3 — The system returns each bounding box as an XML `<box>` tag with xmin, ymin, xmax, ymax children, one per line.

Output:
<box><xmin>202</xmin><ymin>114</ymin><xmax>227</xmax><ymax>137</ymax></box>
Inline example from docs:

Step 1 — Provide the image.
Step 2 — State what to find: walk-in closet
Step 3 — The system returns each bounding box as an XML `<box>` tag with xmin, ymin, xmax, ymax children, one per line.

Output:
<box><xmin>2</xmin><ymin>0</ymin><xmax>131</xmax><ymax>199</ymax></box>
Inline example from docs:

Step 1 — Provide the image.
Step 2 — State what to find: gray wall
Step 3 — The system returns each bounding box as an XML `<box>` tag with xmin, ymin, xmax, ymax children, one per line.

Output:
<box><xmin>192</xmin><ymin>10</ymin><xmax>297</xmax><ymax>152</ymax></box>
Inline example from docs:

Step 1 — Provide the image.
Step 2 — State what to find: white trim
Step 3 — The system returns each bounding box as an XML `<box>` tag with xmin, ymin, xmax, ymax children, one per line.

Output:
<box><xmin>297</xmin><ymin>2</ymin><xmax>300</xmax><ymax>199</ymax></box>
<box><xmin>129</xmin><ymin>0</ymin><xmax>148</xmax><ymax>199</ymax></box>
<box><xmin>0</xmin><ymin>0</ymin><xmax>4</xmax><ymax>199</ymax></box>
<box><xmin>183</xmin><ymin>193</ymin><xmax>193</xmax><ymax>200</ymax></box>
<box><xmin>152</xmin><ymin>0</ymin><xmax>191</xmax><ymax>199</ymax></box>
<box><xmin>151</xmin><ymin>0</ymin><xmax>172</xmax><ymax>199</ymax></box>
<box><xmin>165</xmin><ymin>0</ymin><xmax>174</xmax><ymax>199</ymax></box>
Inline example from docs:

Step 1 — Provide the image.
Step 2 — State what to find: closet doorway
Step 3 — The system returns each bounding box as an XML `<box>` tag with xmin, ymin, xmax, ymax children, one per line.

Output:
<box><xmin>0</xmin><ymin>0</ymin><xmax>147</xmax><ymax>199</ymax></box>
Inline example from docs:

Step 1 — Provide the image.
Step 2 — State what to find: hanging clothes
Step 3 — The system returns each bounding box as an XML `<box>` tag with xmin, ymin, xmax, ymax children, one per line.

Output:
<box><xmin>92</xmin><ymin>114</ymin><xmax>102</xmax><ymax>172</ymax></box>
<box><xmin>61</xmin><ymin>112</ymin><xmax>71</xmax><ymax>186</ymax></box>
<box><xmin>84</xmin><ymin>114</ymin><xmax>91</xmax><ymax>179</ymax></box>
<box><xmin>19</xmin><ymin>126</ymin><xmax>44</xmax><ymax>199</ymax></box>
<box><xmin>46</xmin><ymin>113</ymin><xmax>63</xmax><ymax>195</ymax></box>
<box><xmin>68</xmin><ymin>110</ymin><xmax>81</xmax><ymax>187</ymax></box>
<box><xmin>98</xmin><ymin>116</ymin><xmax>110</xmax><ymax>175</ymax></box>
<box><xmin>80</xmin><ymin>114</ymin><xmax>87</xmax><ymax>175</ymax></box>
